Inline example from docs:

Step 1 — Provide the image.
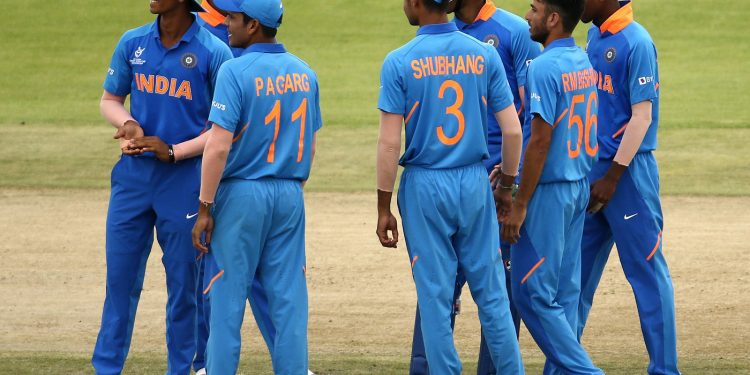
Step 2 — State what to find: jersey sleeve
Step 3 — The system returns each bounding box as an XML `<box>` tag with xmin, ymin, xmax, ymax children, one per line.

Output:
<box><xmin>527</xmin><ymin>60</ymin><xmax>560</xmax><ymax>126</ymax></box>
<box><xmin>103</xmin><ymin>34</ymin><xmax>133</xmax><ymax>97</ymax></box>
<box><xmin>487</xmin><ymin>46</ymin><xmax>514</xmax><ymax>113</ymax></box>
<box><xmin>312</xmin><ymin>78</ymin><xmax>323</xmax><ymax>132</ymax></box>
<box><xmin>377</xmin><ymin>53</ymin><xmax>406</xmax><ymax>115</ymax></box>
<box><xmin>208</xmin><ymin>63</ymin><xmax>242</xmax><ymax>133</ymax></box>
<box><xmin>627</xmin><ymin>39</ymin><xmax>658</xmax><ymax>105</ymax></box>
<box><xmin>511</xmin><ymin>29</ymin><xmax>541</xmax><ymax>88</ymax></box>
<box><xmin>208</xmin><ymin>43</ymin><xmax>233</xmax><ymax>97</ymax></box>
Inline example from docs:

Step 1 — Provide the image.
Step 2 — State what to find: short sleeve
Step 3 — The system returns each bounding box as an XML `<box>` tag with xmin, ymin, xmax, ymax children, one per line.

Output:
<box><xmin>527</xmin><ymin>60</ymin><xmax>559</xmax><ymax>126</ymax></box>
<box><xmin>628</xmin><ymin>40</ymin><xmax>658</xmax><ymax>105</ymax></box>
<box><xmin>208</xmin><ymin>42</ymin><xmax>233</xmax><ymax>98</ymax></box>
<box><xmin>511</xmin><ymin>30</ymin><xmax>542</xmax><ymax>88</ymax></box>
<box><xmin>208</xmin><ymin>64</ymin><xmax>242</xmax><ymax>132</ymax></box>
<box><xmin>103</xmin><ymin>34</ymin><xmax>133</xmax><ymax>96</ymax></box>
<box><xmin>377</xmin><ymin>54</ymin><xmax>406</xmax><ymax>115</ymax></box>
<box><xmin>312</xmin><ymin>79</ymin><xmax>323</xmax><ymax>132</ymax></box>
<box><xmin>487</xmin><ymin>46</ymin><xmax>514</xmax><ymax>113</ymax></box>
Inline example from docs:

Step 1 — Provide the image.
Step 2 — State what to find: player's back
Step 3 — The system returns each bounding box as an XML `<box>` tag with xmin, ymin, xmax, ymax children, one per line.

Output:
<box><xmin>378</xmin><ymin>23</ymin><xmax>513</xmax><ymax>170</ymax></box>
<box><xmin>211</xmin><ymin>44</ymin><xmax>322</xmax><ymax>182</ymax></box>
<box><xmin>527</xmin><ymin>38</ymin><xmax>598</xmax><ymax>183</ymax></box>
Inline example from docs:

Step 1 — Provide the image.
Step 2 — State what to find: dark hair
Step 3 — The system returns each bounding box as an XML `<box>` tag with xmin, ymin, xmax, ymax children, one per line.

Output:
<box><xmin>543</xmin><ymin>0</ymin><xmax>584</xmax><ymax>33</ymax></box>
<box><xmin>423</xmin><ymin>0</ymin><xmax>452</xmax><ymax>12</ymax></box>
<box><xmin>242</xmin><ymin>14</ymin><xmax>280</xmax><ymax>38</ymax></box>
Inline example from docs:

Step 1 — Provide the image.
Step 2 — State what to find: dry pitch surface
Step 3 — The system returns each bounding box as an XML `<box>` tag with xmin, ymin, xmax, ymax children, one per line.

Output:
<box><xmin>0</xmin><ymin>190</ymin><xmax>748</xmax><ymax>372</ymax></box>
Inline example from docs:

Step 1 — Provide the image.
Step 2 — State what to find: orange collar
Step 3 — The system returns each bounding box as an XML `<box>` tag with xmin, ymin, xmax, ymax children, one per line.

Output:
<box><xmin>474</xmin><ymin>0</ymin><xmax>497</xmax><ymax>23</ymax></box>
<box><xmin>199</xmin><ymin>0</ymin><xmax>226</xmax><ymax>28</ymax></box>
<box><xmin>599</xmin><ymin>2</ymin><xmax>634</xmax><ymax>35</ymax></box>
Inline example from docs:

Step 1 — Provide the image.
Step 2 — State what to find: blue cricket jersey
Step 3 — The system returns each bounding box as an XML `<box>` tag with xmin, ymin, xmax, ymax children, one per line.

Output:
<box><xmin>527</xmin><ymin>37</ymin><xmax>598</xmax><ymax>183</ymax></box>
<box><xmin>104</xmin><ymin>16</ymin><xmax>232</xmax><ymax>146</ymax></box>
<box><xmin>378</xmin><ymin>23</ymin><xmax>515</xmax><ymax>170</ymax></box>
<box><xmin>586</xmin><ymin>2</ymin><xmax>659</xmax><ymax>159</ymax></box>
<box><xmin>454</xmin><ymin>1</ymin><xmax>542</xmax><ymax>169</ymax></box>
<box><xmin>209</xmin><ymin>43</ymin><xmax>323</xmax><ymax>181</ymax></box>
<box><xmin>196</xmin><ymin>1</ymin><xmax>245</xmax><ymax>57</ymax></box>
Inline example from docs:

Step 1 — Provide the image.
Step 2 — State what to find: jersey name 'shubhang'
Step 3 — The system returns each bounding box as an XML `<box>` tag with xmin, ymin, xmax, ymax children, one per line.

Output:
<box><xmin>104</xmin><ymin>16</ymin><xmax>232</xmax><ymax>145</ymax></box>
<box><xmin>378</xmin><ymin>23</ymin><xmax>514</xmax><ymax>170</ymax></box>
<box><xmin>586</xmin><ymin>2</ymin><xmax>660</xmax><ymax>159</ymax></box>
<box><xmin>209</xmin><ymin>43</ymin><xmax>323</xmax><ymax>182</ymax></box>
<box><xmin>527</xmin><ymin>37</ymin><xmax>599</xmax><ymax>183</ymax></box>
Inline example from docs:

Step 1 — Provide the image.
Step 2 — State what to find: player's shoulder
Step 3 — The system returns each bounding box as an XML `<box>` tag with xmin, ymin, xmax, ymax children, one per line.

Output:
<box><xmin>117</xmin><ymin>22</ymin><xmax>154</xmax><ymax>46</ymax></box>
<box><xmin>528</xmin><ymin>51</ymin><xmax>562</xmax><ymax>78</ymax></box>
<box><xmin>622</xmin><ymin>21</ymin><xmax>656</xmax><ymax>50</ymax></box>
<box><xmin>489</xmin><ymin>8</ymin><xmax>530</xmax><ymax>35</ymax></box>
<box><xmin>194</xmin><ymin>26</ymin><xmax>232</xmax><ymax>54</ymax></box>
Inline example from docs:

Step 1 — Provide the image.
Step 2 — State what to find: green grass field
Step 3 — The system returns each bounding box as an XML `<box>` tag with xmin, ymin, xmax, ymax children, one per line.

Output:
<box><xmin>1</xmin><ymin>0</ymin><xmax>748</xmax><ymax>373</ymax></box>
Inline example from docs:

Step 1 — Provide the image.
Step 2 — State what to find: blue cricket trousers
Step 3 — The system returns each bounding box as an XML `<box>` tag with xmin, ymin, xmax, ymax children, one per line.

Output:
<box><xmin>579</xmin><ymin>152</ymin><xmax>679</xmax><ymax>375</ymax></box>
<box><xmin>92</xmin><ymin>155</ymin><xmax>200</xmax><ymax>375</ymax></box>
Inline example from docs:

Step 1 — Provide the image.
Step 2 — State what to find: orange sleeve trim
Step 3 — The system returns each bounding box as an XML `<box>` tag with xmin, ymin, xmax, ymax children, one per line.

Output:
<box><xmin>646</xmin><ymin>231</ymin><xmax>662</xmax><ymax>261</ymax></box>
<box><xmin>232</xmin><ymin>123</ymin><xmax>249</xmax><ymax>143</ymax></box>
<box><xmin>474</xmin><ymin>0</ymin><xmax>497</xmax><ymax>22</ymax></box>
<box><xmin>521</xmin><ymin>257</ymin><xmax>545</xmax><ymax>284</ymax></box>
<box><xmin>199</xmin><ymin>1</ymin><xmax>227</xmax><ymax>27</ymax></box>
<box><xmin>482</xmin><ymin>96</ymin><xmax>488</xmax><ymax>106</ymax></box>
<box><xmin>655</xmin><ymin>82</ymin><xmax>660</xmax><ymax>91</ymax></box>
<box><xmin>600</xmin><ymin>3</ymin><xmax>634</xmax><ymax>35</ymax></box>
<box><xmin>203</xmin><ymin>270</ymin><xmax>225</xmax><ymax>295</ymax></box>
<box><xmin>553</xmin><ymin>109</ymin><xmax>569</xmax><ymax>128</ymax></box>
<box><xmin>612</xmin><ymin>123</ymin><xmax>628</xmax><ymax>139</ymax></box>
<box><xmin>405</xmin><ymin>101</ymin><xmax>420</xmax><ymax>124</ymax></box>
<box><xmin>411</xmin><ymin>255</ymin><xmax>419</xmax><ymax>269</ymax></box>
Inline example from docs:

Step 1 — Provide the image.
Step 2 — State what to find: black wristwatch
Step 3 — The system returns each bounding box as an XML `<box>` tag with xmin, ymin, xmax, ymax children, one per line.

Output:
<box><xmin>167</xmin><ymin>145</ymin><xmax>176</xmax><ymax>163</ymax></box>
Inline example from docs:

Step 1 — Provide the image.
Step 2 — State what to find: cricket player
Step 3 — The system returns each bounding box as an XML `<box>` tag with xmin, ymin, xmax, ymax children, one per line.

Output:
<box><xmin>191</xmin><ymin>0</ymin><xmax>322</xmax><ymax>373</ymax></box>
<box><xmin>579</xmin><ymin>1</ymin><xmax>680</xmax><ymax>374</ymax></box>
<box><xmin>92</xmin><ymin>0</ymin><xmax>232</xmax><ymax>373</ymax></box>
<box><xmin>191</xmin><ymin>1</ymin><xmax>276</xmax><ymax>373</ymax></box>
<box><xmin>408</xmin><ymin>0</ymin><xmax>541</xmax><ymax>372</ymax></box>
<box><xmin>501</xmin><ymin>0</ymin><xmax>602</xmax><ymax>373</ymax></box>
<box><xmin>376</xmin><ymin>0</ymin><xmax>524</xmax><ymax>372</ymax></box>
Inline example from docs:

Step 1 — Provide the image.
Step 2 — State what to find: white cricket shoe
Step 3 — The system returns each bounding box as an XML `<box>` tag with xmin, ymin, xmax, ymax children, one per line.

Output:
<box><xmin>196</xmin><ymin>369</ymin><xmax>206</xmax><ymax>375</ymax></box>
<box><xmin>308</xmin><ymin>370</ymin><xmax>315</xmax><ymax>375</ymax></box>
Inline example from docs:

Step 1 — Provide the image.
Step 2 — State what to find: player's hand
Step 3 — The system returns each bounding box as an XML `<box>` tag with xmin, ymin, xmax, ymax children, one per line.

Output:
<box><xmin>376</xmin><ymin>212</ymin><xmax>399</xmax><ymax>248</ymax></box>
<box><xmin>129</xmin><ymin>136</ymin><xmax>171</xmax><ymax>162</ymax></box>
<box><xmin>587</xmin><ymin>176</ymin><xmax>618</xmax><ymax>214</ymax></box>
<box><xmin>114</xmin><ymin>120</ymin><xmax>144</xmax><ymax>153</ymax></box>
<box><xmin>501</xmin><ymin>201</ymin><xmax>526</xmax><ymax>244</ymax></box>
<box><xmin>493</xmin><ymin>186</ymin><xmax>513</xmax><ymax>223</ymax></box>
<box><xmin>192</xmin><ymin>208</ymin><xmax>214</xmax><ymax>254</ymax></box>
<box><xmin>488</xmin><ymin>163</ymin><xmax>503</xmax><ymax>185</ymax></box>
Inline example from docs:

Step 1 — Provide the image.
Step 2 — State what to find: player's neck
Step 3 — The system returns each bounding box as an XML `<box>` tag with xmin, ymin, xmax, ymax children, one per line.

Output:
<box><xmin>418</xmin><ymin>12</ymin><xmax>449</xmax><ymax>26</ymax></box>
<box><xmin>543</xmin><ymin>31</ymin><xmax>572</xmax><ymax>48</ymax></box>
<box><xmin>158</xmin><ymin>10</ymin><xmax>194</xmax><ymax>48</ymax></box>
<box><xmin>593</xmin><ymin>1</ymin><xmax>622</xmax><ymax>27</ymax></box>
<box><xmin>455</xmin><ymin>0</ymin><xmax>486</xmax><ymax>25</ymax></box>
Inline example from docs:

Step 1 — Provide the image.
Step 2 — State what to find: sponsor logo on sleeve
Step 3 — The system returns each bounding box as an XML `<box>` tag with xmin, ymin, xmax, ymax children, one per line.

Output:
<box><xmin>530</xmin><ymin>92</ymin><xmax>541</xmax><ymax>101</ymax></box>
<box><xmin>212</xmin><ymin>100</ymin><xmax>227</xmax><ymax>111</ymax></box>
<box><xmin>638</xmin><ymin>76</ymin><xmax>654</xmax><ymax>85</ymax></box>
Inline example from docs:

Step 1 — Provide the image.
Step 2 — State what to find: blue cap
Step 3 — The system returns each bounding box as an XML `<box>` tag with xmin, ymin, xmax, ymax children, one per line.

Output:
<box><xmin>213</xmin><ymin>0</ymin><xmax>284</xmax><ymax>28</ymax></box>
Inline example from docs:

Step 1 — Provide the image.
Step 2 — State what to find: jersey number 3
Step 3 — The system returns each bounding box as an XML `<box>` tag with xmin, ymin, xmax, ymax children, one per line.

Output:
<box><xmin>264</xmin><ymin>98</ymin><xmax>308</xmax><ymax>163</ymax></box>
<box><xmin>437</xmin><ymin>80</ymin><xmax>465</xmax><ymax>146</ymax></box>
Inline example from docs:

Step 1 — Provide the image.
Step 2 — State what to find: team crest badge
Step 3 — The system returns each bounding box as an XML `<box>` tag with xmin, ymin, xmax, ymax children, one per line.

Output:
<box><xmin>484</xmin><ymin>34</ymin><xmax>500</xmax><ymax>48</ymax></box>
<box><xmin>605</xmin><ymin>47</ymin><xmax>617</xmax><ymax>63</ymax></box>
<box><xmin>181</xmin><ymin>53</ymin><xmax>198</xmax><ymax>69</ymax></box>
<box><xmin>130</xmin><ymin>47</ymin><xmax>147</xmax><ymax>65</ymax></box>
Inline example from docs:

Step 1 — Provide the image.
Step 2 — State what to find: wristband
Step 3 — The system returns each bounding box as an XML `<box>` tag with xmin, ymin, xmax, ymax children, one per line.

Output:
<box><xmin>200</xmin><ymin>200</ymin><xmax>213</xmax><ymax>209</ymax></box>
<box><xmin>168</xmin><ymin>145</ymin><xmax>176</xmax><ymax>163</ymax></box>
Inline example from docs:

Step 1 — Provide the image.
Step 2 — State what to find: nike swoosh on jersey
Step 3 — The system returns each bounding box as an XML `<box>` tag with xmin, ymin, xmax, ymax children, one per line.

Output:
<box><xmin>624</xmin><ymin>213</ymin><xmax>638</xmax><ymax>220</ymax></box>
<box><xmin>186</xmin><ymin>213</ymin><xmax>198</xmax><ymax>219</ymax></box>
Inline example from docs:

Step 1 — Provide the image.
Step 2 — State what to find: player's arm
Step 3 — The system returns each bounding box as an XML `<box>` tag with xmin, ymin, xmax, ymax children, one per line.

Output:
<box><xmin>100</xmin><ymin>90</ymin><xmax>143</xmax><ymax>152</ymax></box>
<box><xmin>492</xmin><ymin>104</ymin><xmax>523</xmax><ymax>221</ymax></box>
<box><xmin>588</xmin><ymin>40</ymin><xmax>658</xmax><ymax>213</ymax></box>
<box><xmin>588</xmin><ymin>101</ymin><xmax>652</xmax><ymax>212</ymax></box>
<box><xmin>501</xmin><ymin>115</ymin><xmax>552</xmax><ymax>244</ymax></box>
<box><xmin>376</xmin><ymin>111</ymin><xmax>402</xmax><ymax>248</ymax></box>
<box><xmin>192</xmin><ymin>125</ymin><xmax>233</xmax><ymax>253</ymax></box>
